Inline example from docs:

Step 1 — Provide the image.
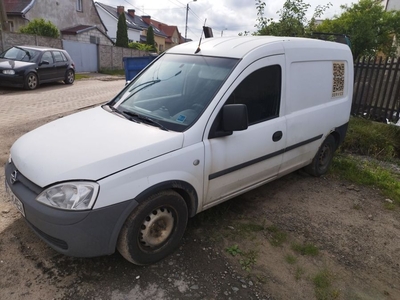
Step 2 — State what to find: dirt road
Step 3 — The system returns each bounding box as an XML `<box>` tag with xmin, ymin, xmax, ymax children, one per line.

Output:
<box><xmin>0</xmin><ymin>79</ymin><xmax>399</xmax><ymax>300</ymax></box>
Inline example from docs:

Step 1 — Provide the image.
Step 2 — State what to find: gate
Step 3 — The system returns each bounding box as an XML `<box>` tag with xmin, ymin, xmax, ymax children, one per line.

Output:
<box><xmin>62</xmin><ymin>40</ymin><xmax>98</xmax><ymax>73</ymax></box>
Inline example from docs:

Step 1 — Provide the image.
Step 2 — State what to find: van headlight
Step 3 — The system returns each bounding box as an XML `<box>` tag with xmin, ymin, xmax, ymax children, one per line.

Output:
<box><xmin>36</xmin><ymin>182</ymin><xmax>99</xmax><ymax>210</ymax></box>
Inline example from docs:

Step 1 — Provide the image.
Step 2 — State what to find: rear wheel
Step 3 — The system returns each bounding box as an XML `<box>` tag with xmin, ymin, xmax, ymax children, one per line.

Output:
<box><xmin>117</xmin><ymin>190</ymin><xmax>188</xmax><ymax>265</ymax></box>
<box><xmin>24</xmin><ymin>72</ymin><xmax>38</xmax><ymax>90</ymax></box>
<box><xmin>304</xmin><ymin>135</ymin><xmax>336</xmax><ymax>176</ymax></box>
<box><xmin>64</xmin><ymin>69</ymin><xmax>75</xmax><ymax>84</ymax></box>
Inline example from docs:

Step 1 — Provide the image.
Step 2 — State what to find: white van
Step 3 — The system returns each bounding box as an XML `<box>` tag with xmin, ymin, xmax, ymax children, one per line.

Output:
<box><xmin>5</xmin><ymin>36</ymin><xmax>353</xmax><ymax>265</ymax></box>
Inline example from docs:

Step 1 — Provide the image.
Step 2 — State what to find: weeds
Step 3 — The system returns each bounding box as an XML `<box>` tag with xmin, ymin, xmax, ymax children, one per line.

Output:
<box><xmin>99</xmin><ymin>69</ymin><xmax>125</xmax><ymax>76</ymax></box>
<box><xmin>313</xmin><ymin>269</ymin><xmax>339</xmax><ymax>300</ymax></box>
<box><xmin>331</xmin><ymin>155</ymin><xmax>400</xmax><ymax>206</ymax></box>
<box><xmin>226</xmin><ymin>245</ymin><xmax>242</xmax><ymax>256</ymax></box>
<box><xmin>291</xmin><ymin>242</ymin><xmax>319</xmax><ymax>256</ymax></box>
<box><xmin>285</xmin><ymin>254</ymin><xmax>297</xmax><ymax>264</ymax></box>
<box><xmin>295</xmin><ymin>266</ymin><xmax>305</xmax><ymax>280</ymax></box>
<box><xmin>225</xmin><ymin>245</ymin><xmax>258</xmax><ymax>271</ymax></box>
<box><xmin>266</xmin><ymin>225</ymin><xmax>288</xmax><ymax>246</ymax></box>
<box><xmin>75</xmin><ymin>74</ymin><xmax>90</xmax><ymax>80</ymax></box>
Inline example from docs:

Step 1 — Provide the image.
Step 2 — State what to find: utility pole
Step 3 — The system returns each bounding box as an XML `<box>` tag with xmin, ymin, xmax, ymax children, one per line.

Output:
<box><xmin>0</xmin><ymin>0</ymin><xmax>9</xmax><ymax>31</ymax></box>
<box><xmin>184</xmin><ymin>0</ymin><xmax>197</xmax><ymax>41</ymax></box>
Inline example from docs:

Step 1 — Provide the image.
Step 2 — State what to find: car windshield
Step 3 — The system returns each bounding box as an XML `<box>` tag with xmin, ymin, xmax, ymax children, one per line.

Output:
<box><xmin>112</xmin><ymin>53</ymin><xmax>238</xmax><ymax>132</ymax></box>
<box><xmin>0</xmin><ymin>46</ymin><xmax>39</xmax><ymax>62</ymax></box>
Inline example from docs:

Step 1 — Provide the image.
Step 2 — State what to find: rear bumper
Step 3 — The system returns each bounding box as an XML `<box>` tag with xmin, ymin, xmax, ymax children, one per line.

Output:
<box><xmin>4</xmin><ymin>161</ymin><xmax>138</xmax><ymax>257</ymax></box>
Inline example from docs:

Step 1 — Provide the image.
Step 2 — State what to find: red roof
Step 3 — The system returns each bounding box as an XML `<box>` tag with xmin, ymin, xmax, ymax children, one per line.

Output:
<box><xmin>4</xmin><ymin>0</ymin><xmax>33</xmax><ymax>14</ymax></box>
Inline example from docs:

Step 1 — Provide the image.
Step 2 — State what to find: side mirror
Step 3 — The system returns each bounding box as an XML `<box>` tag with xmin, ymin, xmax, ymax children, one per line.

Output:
<box><xmin>40</xmin><ymin>60</ymin><xmax>50</xmax><ymax>66</ymax></box>
<box><xmin>222</xmin><ymin>104</ymin><xmax>248</xmax><ymax>132</ymax></box>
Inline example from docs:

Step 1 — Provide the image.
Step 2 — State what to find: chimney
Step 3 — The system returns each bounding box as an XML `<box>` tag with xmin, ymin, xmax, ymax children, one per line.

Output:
<box><xmin>142</xmin><ymin>15</ymin><xmax>151</xmax><ymax>25</ymax></box>
<box><xmin>128</xmin><ymin>9</ymin><xmax>135</xmax><ymax>18</ymax></box>
<box><xmin>117</xmin><ymin>6</ymin><xmax>124</xmax><ymax>15</ymax></box>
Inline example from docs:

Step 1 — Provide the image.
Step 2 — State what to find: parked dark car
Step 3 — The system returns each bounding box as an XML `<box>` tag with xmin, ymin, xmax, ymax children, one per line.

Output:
<box><xmin>0</xmin><ymin>45</ymin><xmax>75</xmax><ymax>90</ymax></box>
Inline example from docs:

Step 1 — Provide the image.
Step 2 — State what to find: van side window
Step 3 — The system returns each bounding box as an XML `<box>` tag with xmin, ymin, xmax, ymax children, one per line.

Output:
<box><xmin>227</xmin><ymin>65</ymin><xmax>281</xmax><ymax>124</ymax></box>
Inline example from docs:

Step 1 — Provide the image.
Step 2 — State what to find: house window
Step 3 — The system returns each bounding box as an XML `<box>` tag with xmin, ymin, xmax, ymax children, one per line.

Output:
<box><xmin>76</xmin><ymin>0</ymin><xmax>83</xmax><ymax>12</ymax></box>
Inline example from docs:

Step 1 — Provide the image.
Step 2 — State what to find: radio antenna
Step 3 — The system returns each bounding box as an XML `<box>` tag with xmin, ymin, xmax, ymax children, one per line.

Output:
<box><xmin>195</xmin><ymin>19</ymin><xmax>207</xmax><ymax>54</ymax></box>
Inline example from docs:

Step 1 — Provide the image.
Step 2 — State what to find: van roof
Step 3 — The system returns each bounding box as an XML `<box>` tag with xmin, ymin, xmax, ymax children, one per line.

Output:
<box><xmin>168</xmin><ymin>36</ymin><xmax>349</xmax><ymax>59</ymax></box>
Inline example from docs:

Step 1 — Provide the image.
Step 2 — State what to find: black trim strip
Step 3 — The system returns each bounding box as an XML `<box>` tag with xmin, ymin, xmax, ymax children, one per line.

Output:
<box><xmin>208</xmin><ymin>134</ymin><xmax>323</xmax><ymax>180</ymax></box>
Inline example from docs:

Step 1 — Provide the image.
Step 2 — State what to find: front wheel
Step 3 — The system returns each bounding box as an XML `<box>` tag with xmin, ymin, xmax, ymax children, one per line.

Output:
<box><xmin>64</xmin><ymin>69</ymin><xmax>75</xmax><ymax>84</ymax></box>
<box><xmin>117</xmin><ymin>190</ymin><xmax>188</xmax><ymax>265</ymax></box>
<box><xmin>304</xmin><ymin>135</ymin><xmax>336</xmax><ymax>177</ymax></box>
<box><xmin>24</xmin><ymin>72</ymin><xmax>38</xmax><ymax>90</ymax></box>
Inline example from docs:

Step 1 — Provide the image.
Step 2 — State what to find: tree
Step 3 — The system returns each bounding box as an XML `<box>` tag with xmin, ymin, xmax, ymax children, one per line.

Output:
<box><xmin>254</xmin><ymin>0</ymin><xmax>331</xmax><ymax>37</ymax></box>
<box><xmin>116</xmin><ymin>12</ymin><xmax>128</xmax><ymax>47</ymax></box>
<box><xmin>317</xmin><ymin>0</ymin><xmax>400</xmax><ymax>59</ymax></box>
<box><xmin>19</xmin><ymin>18</ymin><xmax>59</xmax><ymax>38</ymax></box>
<box><xmin>146</xmin><ymin>26</ymin><xmax>156</xmax><ymax>52</ymax></box>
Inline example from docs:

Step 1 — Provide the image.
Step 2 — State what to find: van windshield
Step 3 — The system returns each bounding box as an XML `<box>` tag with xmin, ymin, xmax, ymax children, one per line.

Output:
<box><xmin>112</xmin><ymin>54</ymin><xmax>238</xmax><ymax>132</ymax></box>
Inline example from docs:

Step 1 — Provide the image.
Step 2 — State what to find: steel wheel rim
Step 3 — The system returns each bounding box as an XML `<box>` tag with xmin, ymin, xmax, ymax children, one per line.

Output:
<box><xmin>28</xmin><ymin>75</ymin><xmax>37</xmax><ymax>89</ymax></box>
<box><xmin>139</xmin><ymin>207</ymin><xmax>174</xmax><ymax>248</ymax></box>
<box><xmin>318</xmin><ymin>144</ymin><xmax>331</xmax><ymax>167</ymax></box>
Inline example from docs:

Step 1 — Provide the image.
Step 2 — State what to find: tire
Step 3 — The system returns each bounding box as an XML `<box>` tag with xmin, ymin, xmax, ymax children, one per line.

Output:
<box><xmin>304</xmin><ymin>135</ymin><xmax>336</xmax><ymax>177</ymax></box>
<box><xmin>24</xmin><ymin>72</ymin><xmax>38</xmax><ymax>90</ymax></box>
<box><xmin>117</xmin><ymin>190</ymin><xmax>188</xmax><ymax>265</ymax></box>
<box><xmin>64</xmin><ymin>69</ymin><xmax>75</xmax><ymax>84</ymax></box>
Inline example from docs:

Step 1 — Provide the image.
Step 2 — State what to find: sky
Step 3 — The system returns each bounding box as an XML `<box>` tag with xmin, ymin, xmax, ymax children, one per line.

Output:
<box><xmin>97</xmin><ymin>0</ymin><xmax>356</xmax><ymax>40</ymax></box>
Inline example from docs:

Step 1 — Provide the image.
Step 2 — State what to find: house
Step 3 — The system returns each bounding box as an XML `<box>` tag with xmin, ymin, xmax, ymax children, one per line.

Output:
<box><xmin>95</xmin><ymin>3</ymin><xmax>142</xmax><ymax>43</ymax></box>
<box><xmin>2</xmin><ymin>0</ymin><xmax>107</xmax><ymax>35</ymax></box>
<box><xmin>145</xmin><ymin>18</ymin><xmax>182</xmax><ymax>50</ymax></box>
<box><xmin>95</xmin><ymin>3</ymin><xmax>181</xmax><ymax>52</ymax></box>
<box><xmin>61</xmin><ymin>25</ymin><xmax>113</xmax><ymax>46</ymax></box>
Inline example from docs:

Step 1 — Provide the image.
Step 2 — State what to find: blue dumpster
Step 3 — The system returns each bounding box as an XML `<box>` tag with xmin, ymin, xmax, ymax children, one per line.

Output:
<box><xmin>123</xmin><ymin>56</ymin><xmax>157</xmax><ymax>81</ymax></box>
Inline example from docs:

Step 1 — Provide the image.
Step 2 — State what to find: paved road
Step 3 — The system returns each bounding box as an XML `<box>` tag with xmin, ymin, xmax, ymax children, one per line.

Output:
<box><xmin>0</xmin><ymin>79</ymin><xmax>125</xmax><ymax>128</ymax></box>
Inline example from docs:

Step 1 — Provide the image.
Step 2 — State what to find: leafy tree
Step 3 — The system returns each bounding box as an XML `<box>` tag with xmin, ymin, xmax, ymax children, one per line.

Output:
<box><xmin>19</xmin><ymin>18</ymin><xmax>59</xmax><ymax>38</ymax></box>
<box><xmin>146</xmin><ymin>26</ymin><xmax>156</xmax><ymax>52</ymax></box>
<box><xmin>254</xmin><ymin>0</ymin><xmax>331</xmax><ymax>37</ymax></box>
<box><xmin>116</xmin><ymin>12</ymin><xmax>128</xmax><ymax>47</ymax></box>
<box><xmin>317</xmin><ymin>0</ymin><xmax>400</xmax><ymax>59</ymax></box>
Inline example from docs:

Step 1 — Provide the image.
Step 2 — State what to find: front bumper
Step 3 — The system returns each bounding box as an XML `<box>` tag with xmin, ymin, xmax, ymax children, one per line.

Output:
<box><xmin>0</xmin><ymin>74</ymin><xmax>24</xmax><ymax>88</ymax></box>
<box><xmin>4</xmin><ymin>161</ymin><xmax>138</xmax><ymax>257</ymax></box>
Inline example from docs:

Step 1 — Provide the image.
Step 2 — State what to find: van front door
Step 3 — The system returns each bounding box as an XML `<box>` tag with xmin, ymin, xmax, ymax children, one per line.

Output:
<box><xmin>203</xmin><ymin>55</ymin><xmax>286</xmax><ymax>207</ymax></box>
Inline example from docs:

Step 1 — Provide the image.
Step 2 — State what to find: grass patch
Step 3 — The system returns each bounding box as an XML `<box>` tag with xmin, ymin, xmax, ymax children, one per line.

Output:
<box><xmin>295</xmin><ymin>266</ymin><xmax>305</xmax><ymax>281</ymax></box>
<box><xmin>99</xmin><ymin>69</ymin><xmax>125</xmax><ymax>76</ymax></box>
<box><xmin>266</xmin><ymin>225</ymin><xmax>288</xmax><ymax>246</ymax></box>
<box><xmin>313</xmin><ymin>269</ymin><xmax>340</xmax><ymax>300</ymax></box>
<box><xmin>341</xmin><ymin>117</ymin><xmax>400</xmax><ymax>160</ymax></box>
<box><xmin>75</xmin><ymin>74</ymin><xmax>90</xmax><ymax>80</ymax></box>
<box><xmin>285</xmin><ymin>254</ymin><xmax>297</xmax><ymax>264</ymax></box>
<box><xmin>331</xmin><ymin>155</ymin><xmax>400</xmax><ymax>205</ymax></box>
<box><xmin>291</xmin><ymin>242</ymin><xmax>319</xmax><ymax>256</ymax></box>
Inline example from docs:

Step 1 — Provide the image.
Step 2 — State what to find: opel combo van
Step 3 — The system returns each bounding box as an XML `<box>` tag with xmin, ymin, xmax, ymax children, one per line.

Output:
<box><xmin>5</xmin><ymin>36</ymin><xmax>353</xmax><ymax>265</ymax></box>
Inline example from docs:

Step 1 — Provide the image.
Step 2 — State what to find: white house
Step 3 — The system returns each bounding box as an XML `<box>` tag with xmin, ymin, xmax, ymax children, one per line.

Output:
<box><xmin>95</xmin><ymin>2</ymin><xmax>141</xmax><ymax>42</ymax></box>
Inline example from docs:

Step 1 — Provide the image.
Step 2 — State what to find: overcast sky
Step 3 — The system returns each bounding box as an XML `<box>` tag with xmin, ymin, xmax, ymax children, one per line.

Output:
<box><xmin>97</xmin><ymin>0</ymin><xmax>355</xmax><ymax>40</ymax></box>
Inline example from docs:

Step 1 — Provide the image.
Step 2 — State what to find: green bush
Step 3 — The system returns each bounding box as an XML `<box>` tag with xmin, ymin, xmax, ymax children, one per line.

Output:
<box><xmin>19</xmin><ymin>18</ymin><xmax>59</xmax><ymax>38</ymax></box>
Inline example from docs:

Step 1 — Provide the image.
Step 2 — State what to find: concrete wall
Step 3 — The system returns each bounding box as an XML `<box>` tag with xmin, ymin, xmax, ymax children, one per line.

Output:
<box><xmin>98</xmin><ymin>44</ymin><xmax>148</xmax><ymax>70</ymax></box>
<box><xmin>0</xmin><ymin>31</ymin><xmax>62</xmax><ymax>52</ymax></box>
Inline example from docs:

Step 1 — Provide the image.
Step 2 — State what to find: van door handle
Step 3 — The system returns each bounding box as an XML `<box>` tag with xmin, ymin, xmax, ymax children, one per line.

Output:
<box><xmin>272</xmin><ymin>131</ymin><xmax>283</xmax><ymax>142</ymax></box>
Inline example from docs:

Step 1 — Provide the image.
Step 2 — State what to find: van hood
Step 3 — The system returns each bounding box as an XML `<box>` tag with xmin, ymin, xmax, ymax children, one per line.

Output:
<box><xmin>10</xmin><ymin>107</ymin><xmax>184</xmax><ymax>187</ymax></box>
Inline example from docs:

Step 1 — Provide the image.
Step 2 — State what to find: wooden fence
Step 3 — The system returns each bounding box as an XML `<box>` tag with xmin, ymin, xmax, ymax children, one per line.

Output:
<box><xmin>353</xmin><ymin>57</ymin><xmax>400</xmax><ymax>123</ymax></box>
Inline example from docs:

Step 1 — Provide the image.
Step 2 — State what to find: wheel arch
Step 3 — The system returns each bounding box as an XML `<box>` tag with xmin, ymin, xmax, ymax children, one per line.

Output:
<box><xmin>108</xmin><ymin>180</ymin><xmax>198</xmax><ymax>253</ymax></box>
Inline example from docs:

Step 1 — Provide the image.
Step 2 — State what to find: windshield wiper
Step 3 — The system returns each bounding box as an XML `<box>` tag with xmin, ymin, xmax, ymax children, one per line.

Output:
<box><xmin>128</xmin><ymin>79</ymin><xmax>161</xmax><ymax>93</ymax></box>
<box><xmin>102</xmin><ymin>104</ymin><xmax>140</xmax><ymax>123</ymax></box>
<box><xmin>121</xmin><ymin>110</ymin><xmax>169</xmax><ymax>131</ymax></box>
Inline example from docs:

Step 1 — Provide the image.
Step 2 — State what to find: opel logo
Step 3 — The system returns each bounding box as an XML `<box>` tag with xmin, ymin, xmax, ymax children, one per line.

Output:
<box><xmin>10</xmin><ymin>170</ymin><xmax>18</xmax><ymax>185</ymax></box>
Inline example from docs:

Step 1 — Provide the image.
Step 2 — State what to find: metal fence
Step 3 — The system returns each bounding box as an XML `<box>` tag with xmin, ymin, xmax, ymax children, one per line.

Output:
<box><xmin>353</xmin><ymin>57</ymin><xmax>400</xmax><ymax>123</ymax></box>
